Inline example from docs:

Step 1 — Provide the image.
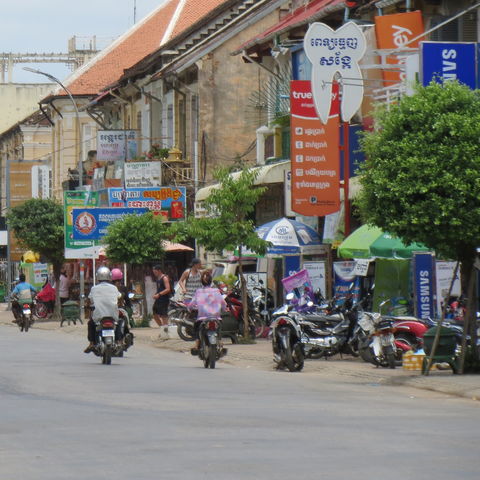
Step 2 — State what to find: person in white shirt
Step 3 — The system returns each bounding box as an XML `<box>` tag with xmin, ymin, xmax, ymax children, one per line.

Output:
<box><xmin>84</xmin><ymin>266</ymin><xmax>121</xmax><ymax>353</ymax></box>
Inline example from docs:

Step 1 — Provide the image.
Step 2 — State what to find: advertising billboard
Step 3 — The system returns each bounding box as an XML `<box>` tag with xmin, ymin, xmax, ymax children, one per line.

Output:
<box><xmin>290</xmin><ymin>80</ymin><xmax>340</xmax><ymax>217</ymax></box>
<box><xmin>420</xmin><ymin>41</ymin><xmax>477</xmax><ymax>89</ymax></box>
<box><xmin>97</xmin><ymin>130</ymin><xmax>139</xmax><ymax>162</ymax></box>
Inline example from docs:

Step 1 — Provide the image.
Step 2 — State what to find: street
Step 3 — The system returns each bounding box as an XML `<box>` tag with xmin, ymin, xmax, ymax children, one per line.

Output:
<box><xmin>1</xmin><ymin>322</ymin><xmax>479</xmax><ymax>480</ymax></box>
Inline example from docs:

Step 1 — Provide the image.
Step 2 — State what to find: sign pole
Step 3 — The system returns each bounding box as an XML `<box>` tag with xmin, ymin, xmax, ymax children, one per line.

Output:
<box><xmin>343</xmin><ymin>122</ymin><xmax>350</xmax><ymax>237</ymax></box>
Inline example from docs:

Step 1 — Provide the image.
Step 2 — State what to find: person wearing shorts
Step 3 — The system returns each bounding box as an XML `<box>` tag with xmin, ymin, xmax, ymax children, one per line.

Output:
<box><xmin>152</xmin><ymin>265</ymin><xmax>171</xmax><ymax>339</ymax></box>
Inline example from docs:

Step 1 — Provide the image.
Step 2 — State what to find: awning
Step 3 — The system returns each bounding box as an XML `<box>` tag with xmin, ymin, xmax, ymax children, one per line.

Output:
<box><xmin>232</xmin><ymin>0</ymin><xmax>346</xmax><ymax>55</ymax></box>
<box><xmin>163</xmin><ymin>241</ymin><xmax>194</xmax><ymax>252</ymax></box>
<box><xmin>195</xmin><ymin>160</ymin><xmax>290</xmax><ymax>202</ymax></box>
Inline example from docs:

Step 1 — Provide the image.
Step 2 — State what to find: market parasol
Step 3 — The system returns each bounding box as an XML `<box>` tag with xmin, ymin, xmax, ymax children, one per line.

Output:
<box><xmin>255</xmin><ymin>217</ymin><xmax>323</xmax><ymax>255</ymax></box>
<box><xmin>337</xmin><ymin>224</ymin><xmax>429</xmax><ymax>259</ymax></box>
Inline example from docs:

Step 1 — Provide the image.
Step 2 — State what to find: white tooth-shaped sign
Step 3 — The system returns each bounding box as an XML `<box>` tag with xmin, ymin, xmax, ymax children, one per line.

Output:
<box><xmin>304</xmin><ymin>22</ymin><xmax>367</xmax><ymax>124</ymax></box>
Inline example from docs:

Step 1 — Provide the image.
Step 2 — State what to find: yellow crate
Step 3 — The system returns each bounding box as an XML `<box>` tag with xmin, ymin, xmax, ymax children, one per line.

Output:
<box><xmin>402</xmin><ymin>352</ymin><xmax>437</xmax><ymax>371</ymax></box>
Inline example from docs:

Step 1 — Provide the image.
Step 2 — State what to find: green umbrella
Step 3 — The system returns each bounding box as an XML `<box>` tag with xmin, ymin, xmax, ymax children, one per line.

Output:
<box><xmin>337</xmin><ymin>224</ymin><xmax>429</xmax><ymax>259</ymax></box>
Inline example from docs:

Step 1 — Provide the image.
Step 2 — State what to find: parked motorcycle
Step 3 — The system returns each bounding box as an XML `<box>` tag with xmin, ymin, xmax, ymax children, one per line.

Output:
<box><xmin>193</xmin><ymin>317</ymin><xmax>227</xmax><ymax>369</ymax></box>
<box><xmin>271</xmin><ymin>300</ymin><xmax>304</xmax><ymax>372</ymax></box>
<box><xmin>252</xmin><ymin>281</ymin><xmax>275</xmax><ymax>326</ymax></box>
<box><xmin>357</xmin><ymin>311</ymin><xmax>397</xmax><ymax>368</ymax></box>
<box><xmin>168</xmin><ymin>300</ymin><xmax>196</xmax><ymax>341</ymax></box>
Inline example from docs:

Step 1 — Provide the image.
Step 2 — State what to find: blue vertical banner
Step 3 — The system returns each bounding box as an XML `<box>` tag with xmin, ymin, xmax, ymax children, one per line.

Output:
<box><xmin>420</xmin><ymin>41</ymin><xmax>477</xmax><ymax>89</ymax></box>
<box><xmin>284</xmin><ymin>256</ymin><xmax>301</xmax><ymax>278</ymax></box>
<box><xmin>413</xmin><ymin>252</ymin><xmax>435</xmax><ymax>320</ymax></box>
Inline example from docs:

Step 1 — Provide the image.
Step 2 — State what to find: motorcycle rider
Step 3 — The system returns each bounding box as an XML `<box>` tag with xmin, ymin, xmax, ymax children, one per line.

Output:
<box><xmin>84</xmin><ymin>266</ymin><xmax>122</xmax><ymax>354</ymax></box>
<box><xmin>10</xmin><ymin>273</ymin><xmax>37</xmax><ymax>323</ymax></box>
<box><xmin>187</xmin><ymin>270</ymin><xmax>227</xmax><ymax>356</ymax></box>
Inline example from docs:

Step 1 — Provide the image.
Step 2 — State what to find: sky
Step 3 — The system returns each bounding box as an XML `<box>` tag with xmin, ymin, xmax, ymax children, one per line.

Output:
<box><xmin>1</xmin><ymin>0</ymin><xmax>167</xmax><ymax>83</ymax></box>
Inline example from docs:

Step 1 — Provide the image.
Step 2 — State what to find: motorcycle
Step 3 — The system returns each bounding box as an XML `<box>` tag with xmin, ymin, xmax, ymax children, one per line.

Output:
<box><xmin>90</xmin><ymin>308</ymin><xmax>133</xmax><ymax>365</ymax></box>
<box><xmin>217</xmin><ymin>283</ymin><xmax>264</xmax><ymax>341</ymax></box>
<box><xmin>357</xmin><ymin>311</ymin><xmax>397</xmax><ymax>368</ymax></box>
<box><xmin>12</xmin><ymin>296</ymin><xmax>34</xmax><ymax>333</ymax></box>
<box><xmin>168</xmin><ymin>299</ymin><xmax>196</xmax><ymax>341</ymax></box>
<box><xmin>251</xmin><ymin>281</ymin><xmax>275</xmax><ymax>326</ymax></box>
<box><xmin>271</xmin><ymin>299</ymin><xmax>305</xmax><ymax>372</ymax></box>
<box><xmin>193</xmin><ymin>317</ymin><xmax>227</xmax><ymax>369</ymax></box>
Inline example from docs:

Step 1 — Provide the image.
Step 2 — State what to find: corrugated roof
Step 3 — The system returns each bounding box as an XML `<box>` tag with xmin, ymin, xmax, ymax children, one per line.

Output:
<box><xmin>51</xmin><ymin>0</ymin><xmax>227</xmax><ymax>98</ymax></box>
<box><xmin>233</xmin><ymin>0</ymin><xmax>346</xmax><ymax>54</ymax></box>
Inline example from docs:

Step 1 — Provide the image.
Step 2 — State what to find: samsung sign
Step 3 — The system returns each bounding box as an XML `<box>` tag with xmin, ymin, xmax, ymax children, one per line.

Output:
<box><xmin>413</xmin><ymin>252</ymin><xmax>435</xmax><ymax>320</ymax></box>
<box><xmin>420</xmin><ymin>41</ymin><xmax>477</xmax><ymax>89</ymax></box>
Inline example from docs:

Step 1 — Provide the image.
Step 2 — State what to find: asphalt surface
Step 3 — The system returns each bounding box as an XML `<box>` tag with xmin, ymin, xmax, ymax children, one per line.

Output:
<box><xmin>2</xmin><ymin>304</ymin><xmax>479</xmax><ymax>402</ymax></box>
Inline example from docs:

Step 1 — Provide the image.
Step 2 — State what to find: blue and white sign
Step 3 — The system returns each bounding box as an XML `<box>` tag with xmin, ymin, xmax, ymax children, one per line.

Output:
<box><xmin>72</xmin><ymin>207</ymin><xmax>148</xmax><ymax>240</ymax></box>
<box><xmin>420</xmin><ymin>41</ymin><xmax>477</xmax><ymax>89</ymax></box>
<box><xmin>413</xmin><ymin>252</ymin><xmax>435</xmax><ymax>320</ymax></box>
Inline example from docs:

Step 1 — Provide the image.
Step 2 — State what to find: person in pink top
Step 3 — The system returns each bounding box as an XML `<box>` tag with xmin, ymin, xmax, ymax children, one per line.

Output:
<box><xmin>187</xmin><ymin>270</ymin><xmax>227</xmax><ymax>354</ymax></box>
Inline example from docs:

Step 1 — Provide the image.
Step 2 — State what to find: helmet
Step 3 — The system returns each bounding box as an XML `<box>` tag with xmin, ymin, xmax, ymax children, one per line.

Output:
<box><xmin>96</xmin><ymin>266</ymin><xmax>112</xmax><ymax>282</ymax></box>
<box><xmin>111</xmin><ymin>268</ymin><xmax>123</xmax><ymax>281</ymax></box>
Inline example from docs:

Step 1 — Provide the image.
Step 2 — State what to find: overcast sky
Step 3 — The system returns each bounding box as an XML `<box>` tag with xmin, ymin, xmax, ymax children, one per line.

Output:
<box><xmin>1</xmin><ymin>0</ymin><xmax>166</xmax><ymax>82</ymax></box>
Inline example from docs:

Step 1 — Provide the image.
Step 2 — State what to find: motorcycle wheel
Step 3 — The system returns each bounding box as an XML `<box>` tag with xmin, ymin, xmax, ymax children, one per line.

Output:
<box><xmin>284</xmin><ymin>343</ymin><xmax>296</xmax><ymax>372</ymax></box>
<box><xmin>177</xmin><ymin>324</ymin><xmax>195</xmax><ymax>342</ymax></box>
<box><xmin>293</xmin><ymin>343</ymin><xmax>304</xmax><ymax>372</ymax></box>
<box><xmin>384</xmin><ymin>345</ymin><xmax>396</xmax><ymax>369</ymax></box>
<box><xmin>201</xmin><ymin>340</ymin><xmax>210</xmax><ymax>368</ymax></box>
<box><xmin>24</xmin><ymin>317</ymin><xmax>30</xmax><ymax>332</ymax></box>
<box><xmin>359</xmin><ymin>346</ymin><xmax>375</xmax><ymax>364</ymax></box>
<box><xmin>102</xmin><ymin>345</ymin><xmax>112</xmax><ymax>365</ymax></box>
<box><xmin>208</xmin><ymin>344</ymin><xmax>216</xmax><ymax>369</ymax></box>
<box><xmin>34</xmin><ymin>302</ymin><xmax>48</xmax><ymax>319</ymax></box>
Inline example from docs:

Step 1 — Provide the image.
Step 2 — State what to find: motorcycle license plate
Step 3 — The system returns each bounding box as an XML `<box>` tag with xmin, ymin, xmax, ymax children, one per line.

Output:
<box><xmin>23</xmin><ymin>309</ymin><xmax>31</xmax><ymax>315</ymax></box>
<box><xmin>102</xmin><ymin>329</ymin><xmax>115</xmax><ymax>337</ymax></box>
<box><xmin>380</xmin><ymin>333</ymin><xmax>395</xmax><ymax>347</ymax></box>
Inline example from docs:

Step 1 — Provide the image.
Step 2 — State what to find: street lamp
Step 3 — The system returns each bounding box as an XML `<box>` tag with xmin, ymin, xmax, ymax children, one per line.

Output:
<box><xmin>23</xmin><ymin>67</ymin><xmax>86</xmax><ymax>320</ymax></box>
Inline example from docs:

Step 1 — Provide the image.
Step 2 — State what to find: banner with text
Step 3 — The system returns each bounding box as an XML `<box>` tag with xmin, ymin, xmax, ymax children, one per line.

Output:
<box><xmin>98</xmin><ymin>186</ymin><xmax>186</xmax><ymax>222</ymax></box>
<box><xmin>71</xmin><ymin>207</ymin><xmax>148</xmax><ymax>241</ymax></box>
<box><xmin>290</xmin><ymin>80</ymin><xmax>340</xmax><ymax>217</ymax></box>
<box><xmin>413</xmin><ymin>252</ymin><xmax>435</xmax><ymax>320</ymax></box>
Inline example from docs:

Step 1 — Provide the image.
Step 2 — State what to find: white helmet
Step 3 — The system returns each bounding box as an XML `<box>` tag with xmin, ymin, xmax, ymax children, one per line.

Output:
<box><xmin>96</xmin><ymin>266</ymin><xmax>112</xmax><ymax>282</ymax></box>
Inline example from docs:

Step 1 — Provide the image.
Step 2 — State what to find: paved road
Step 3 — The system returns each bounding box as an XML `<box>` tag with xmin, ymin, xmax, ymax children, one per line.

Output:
<box><xmin>1</xmin><ymin>323</ymin><xmax>479</xmax><ymax>480</ymax></box>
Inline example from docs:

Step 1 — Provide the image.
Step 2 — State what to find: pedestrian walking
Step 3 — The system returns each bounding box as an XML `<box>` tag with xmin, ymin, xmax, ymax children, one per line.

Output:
<box><xmin>178</xmin><ymin>258</ymin><xmax>203</xmax><ymax>301</ymax></box>
<box><xmin>152</xmin><ymin>265</ymin><xmax>172</xmax><ymax>339</ymax></box>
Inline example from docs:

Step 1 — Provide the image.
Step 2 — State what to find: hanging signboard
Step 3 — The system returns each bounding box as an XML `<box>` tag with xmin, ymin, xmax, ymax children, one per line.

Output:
<box><xmin>303</xmin><ymin>21</ymin><xmax>367</xmax><ymax>124</ymax></box>
<box><xmin>413</xmin><ymin>252</ymin><xmax>435</xmax><ymax>320</ymax></box>
<box><xmin>64</xmin><ymin>191</ymin><xmax>99</xmax><ymax>259</ymax></box>
<box><xmin>125</xmin><ymin>161</ymin><xmax>162</xmax><ymax>188</ymax></box>
<box><xmin>290</xmin><ymin>80</ymin><xmax>340</xmax><ymax>217</ymax></box>
<box><xmin>97</xmin><ymin>130</ymin><xmax>139</xmax><ymax>162</ymax></box>
<box><xmin>420</xmin><ymin>42</ymin><xmax>477</xmax><ymax>89</ymax></box>
<box><xmin>375</xmin><ymin>11</ymin><xmax>425</xmax><ymax>86</ymax></box>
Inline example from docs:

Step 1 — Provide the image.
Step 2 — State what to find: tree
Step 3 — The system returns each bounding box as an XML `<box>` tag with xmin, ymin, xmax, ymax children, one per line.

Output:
<box><xmin>7</xmin><ymin>198</ymin><xmax>65</xmax><ymax>317</ymax></box>
<box><xmin>356</xmin><ymin>80</ymin><xmax>480</xmax><ymax>368</ymax></box>
<box><xmin>172</xmin><ymin>167</ymin><xmax>270</xmax><ymax>338</ymax></box>
<box><xmin>102</xmin><ymin>212</ymin><xmax>167</xmax><ymax>318</ymax></box>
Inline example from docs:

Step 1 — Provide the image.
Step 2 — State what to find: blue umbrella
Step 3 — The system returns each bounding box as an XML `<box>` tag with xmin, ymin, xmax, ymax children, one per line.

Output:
<box><xmin>255</xmin><ymin>217</ymin><xmax>322</xmax><ymax>255</ymax></box>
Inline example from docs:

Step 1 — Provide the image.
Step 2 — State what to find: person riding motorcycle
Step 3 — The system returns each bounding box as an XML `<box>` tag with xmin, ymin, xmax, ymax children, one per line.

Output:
<box><xmin>11</xmin><ymin>273</ymin><xmax>37</xmax><ymax>323</ymax></box>
<box><xmin>84</xmin><ymin>266</ymin><xmax>122</xmax><ymax>353</ymax></box>
<box><xmin>187</xmin><ymin>270</ymin><xmax>227</xmax><ymax>356</ymax></box>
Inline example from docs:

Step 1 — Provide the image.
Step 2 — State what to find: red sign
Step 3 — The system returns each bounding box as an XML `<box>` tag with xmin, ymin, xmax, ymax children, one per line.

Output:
<box><xmin>290</xmin><ymin>80</ymin><xmax>340</xmax><ymax>217</ymax></box>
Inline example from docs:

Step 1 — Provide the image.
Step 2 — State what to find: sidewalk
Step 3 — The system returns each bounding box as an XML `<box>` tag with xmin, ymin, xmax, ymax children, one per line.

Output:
<box><xmin>1</xmin><ymin>305</ymin><xmax>479</xmax><ymax>402</ymax></box>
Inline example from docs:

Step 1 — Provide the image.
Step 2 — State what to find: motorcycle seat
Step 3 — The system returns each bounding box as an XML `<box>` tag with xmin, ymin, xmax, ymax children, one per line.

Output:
<box><xmin>301</xmin><ymin>314</ymin><xmax>343</xmax><ymax>325</ymax></box>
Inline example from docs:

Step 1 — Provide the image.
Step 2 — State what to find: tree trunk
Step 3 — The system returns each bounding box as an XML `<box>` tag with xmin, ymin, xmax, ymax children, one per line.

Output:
<box><xmin>238</xmin><ymin>249</ymin><xmax>249</xmax><ymax>339</ymax></box>
<box><xmin>51</xmin><ymin>262</ymin><xmax>62</xmax><ymax>322</ymax></box>
<box><xmin>459</xmin><ymin>256</ymin><xmax>478</xmax><ymax>373</ymax></box>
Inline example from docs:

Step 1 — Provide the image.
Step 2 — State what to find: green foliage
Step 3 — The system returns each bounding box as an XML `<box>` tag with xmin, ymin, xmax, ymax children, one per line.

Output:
<box><xmin>102</xmin><ymin>212</ymin><xmax>167</xmax><ymax>265</ymax></box>
<box><xmin>356</xmin><ymin>81</ymin><xmax>480</xmax><ymax>263</ymax></box>
<box><xmin>182</xmin><ymin>167</ymin><xmax>270</xmax><ymax>256</ymax></box>
<box><xmin>213</xmin><ymin>274</ymin><xmax>237</xmax><ymax>288</ymax></box>
<box><xmin>7</xmin><ymin>198</ymin><xmax>64</xmax><ymax>267</ymax></box>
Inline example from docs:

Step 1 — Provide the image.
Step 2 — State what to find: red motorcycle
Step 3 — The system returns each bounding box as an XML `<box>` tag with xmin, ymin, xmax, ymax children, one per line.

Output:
<box><xmin>219</xmin><ymin>284</ymin><xmax>264</xmax><ymax>341</ymax></box>
<box><xmin>393</xmin><ymin>317</ymin><xmax>429</xmax><ymax>352</ymax></box>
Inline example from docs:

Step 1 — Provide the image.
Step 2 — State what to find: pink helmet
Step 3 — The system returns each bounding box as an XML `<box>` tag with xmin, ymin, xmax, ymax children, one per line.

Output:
<box><xmin>111</xmin><ymin>268</ymin><xmax>123</xmax><ymax>281</ymax></box>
